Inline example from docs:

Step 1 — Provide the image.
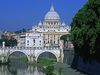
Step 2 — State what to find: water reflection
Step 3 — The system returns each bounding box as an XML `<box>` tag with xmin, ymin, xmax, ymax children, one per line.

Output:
<box><xmin>0</xmin><ymin>60</ymin><xmax>45</xmax><ymax>75</ymax></box>
<box><xmin>0</xmin><ymin>51</ymin><xmax>45</xmax><ymax>75</ymax></box>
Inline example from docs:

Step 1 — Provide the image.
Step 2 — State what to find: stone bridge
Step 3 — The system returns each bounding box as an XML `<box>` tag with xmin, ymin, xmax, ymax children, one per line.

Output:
<box><xmin>0</xmin><ymin>46</ymin><xmax>64</xmax><ymax>63</ymax></box>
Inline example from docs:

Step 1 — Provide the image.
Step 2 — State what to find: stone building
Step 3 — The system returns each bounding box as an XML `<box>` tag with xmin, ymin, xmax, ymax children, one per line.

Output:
<box><xmin>25</xmin><ymin>31</ymin><xmax>43</xmax><ymax>47</ymax></box>
<box><xmin>18</xmin><ymin>5</ymin><xmax>71</xmax><ymax>47</ymax></box>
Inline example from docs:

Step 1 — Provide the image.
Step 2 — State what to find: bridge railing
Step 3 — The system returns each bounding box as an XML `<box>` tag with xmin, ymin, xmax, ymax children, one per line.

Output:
<box><xmin>0</xmin><ymin>46</ymin><xmax>60</xmax><ymax>50</ymax></box>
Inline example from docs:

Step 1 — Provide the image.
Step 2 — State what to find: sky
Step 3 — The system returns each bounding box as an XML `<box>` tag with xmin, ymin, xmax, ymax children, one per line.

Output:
<box><xmin>0</xmin><ymin>0</ymin><xmax>88</xmax><ymax>32</ymax></box>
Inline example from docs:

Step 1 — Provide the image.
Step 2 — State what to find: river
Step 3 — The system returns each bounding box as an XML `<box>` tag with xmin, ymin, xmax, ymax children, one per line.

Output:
<box><xmin>0</xmin><ymin>59</ymin><xmax>46</xmax><ymax>75</ymax></box>
<box><xmin>0</xmin><ymin>48</ymin><xmax>74</xmax><ymax>75</ymax></box>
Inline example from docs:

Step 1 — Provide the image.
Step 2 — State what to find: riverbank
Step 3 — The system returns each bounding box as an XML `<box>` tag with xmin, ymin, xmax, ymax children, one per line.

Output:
<box><xmin>37</xmin><ymin>58</ymin><xmax>86</xmax><ymax>75</ymax></box>
<box><xmin>54</xmin><ymin>63</ymin><xmax>87</xmax><ymax>75</ymax></box>
<box><xmin>37</xmin><ymin>57</ymin><xmax>56</xmax><ymax>66</ymax></box>
<box><xmin>37</xmin><ymin>57</ymin><xmax>59</xmax><ymax>75</ymax></box>
<box><xmin>72</xmin><ymin>56</ymin><xmax>100</xmax><ymax>75</ymax></box>
<box><xmin>0</xmin><ymin>57</ymin><xmax>88</xmax><ymax>75</ymax></box>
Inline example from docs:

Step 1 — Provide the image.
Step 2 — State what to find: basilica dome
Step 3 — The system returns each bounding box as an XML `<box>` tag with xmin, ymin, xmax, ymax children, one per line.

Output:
<box><xmin>44</xmin><ymin>6</ymin><xmax>60</xmax><ymax>20</ymax></box>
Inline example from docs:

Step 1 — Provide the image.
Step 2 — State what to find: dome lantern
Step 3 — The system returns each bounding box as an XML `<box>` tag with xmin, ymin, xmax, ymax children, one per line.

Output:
<box><xmin>50</xmin><ymin>5</ymin><xmax>55</xmax><ymax>12</ymax></box>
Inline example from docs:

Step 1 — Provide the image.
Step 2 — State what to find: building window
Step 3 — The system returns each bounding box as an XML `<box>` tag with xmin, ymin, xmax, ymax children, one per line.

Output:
<box><xmin>35</xmin><ymin>29</ymin><xmax>37</xmax><ymax>31</ymax></box>
<box><xmin>33</xmin><ymin>39</ymin><xmax>35</xmax><ymax>43</ymax></box>
<box><xmin>54</xmin><ymin>41</ymin><xmax>55</xmax><ymax>44</ymax></box>
<box><xmin>27</xmin><ymin>40</ymin><xmax>29</xmax><ymax>43</ymax></box>
<box><xmin>44</xmin><ymin>41</ymin><xmax>45</xmax><ymax>44</ymax></box>
<box><xmin>40</xmin><ymin>40</ymin><xmax>41</xmax><ymax>43</ymax></box>
<box><xmin>49</xmin><ymin>22</ymin><xmax>50</xmax><ymax>25</ymax></box>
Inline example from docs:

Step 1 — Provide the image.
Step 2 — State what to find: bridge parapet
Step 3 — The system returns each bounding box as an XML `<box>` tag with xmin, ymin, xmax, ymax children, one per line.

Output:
<box><xmin>0</xmin><ymin>46</ymin><xmax>63</xmax><ymax>63</ymax></box>
<box><xmin>0</xmin><ymin>46</ymin><xmax>60</xmax><ymax>50</ymax></box>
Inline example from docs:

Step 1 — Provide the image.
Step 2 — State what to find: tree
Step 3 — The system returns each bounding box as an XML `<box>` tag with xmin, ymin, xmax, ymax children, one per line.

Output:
<box><xmin>71</xmin><ymin>0</ymin><xmax>100</xmax><ymax>62</ymax></box>
<box><xmin>45</xmin><ymin>65</ymin><xmax>54</xmax><ymax>75</ymax></box>
<box><xmin>60</xmin><ymin>34</ymin><xmax>71</xmax><ymax>47</ymax></box>
<box><xmin>0</xmin><ymin>39</ymin><xmax>17</xmax><ymax>47</ymax></box>
<box><xmin>60</xmin><ymin>35</ymin><xmax>68</xmax><ymax>41</ymax></box>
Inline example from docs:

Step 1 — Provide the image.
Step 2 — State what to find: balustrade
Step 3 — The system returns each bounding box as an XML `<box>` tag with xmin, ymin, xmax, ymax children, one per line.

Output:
<box><xmin>0</xmin><ymin>46</ymin><xmax>60</xmax><ymax>51</ymax></box>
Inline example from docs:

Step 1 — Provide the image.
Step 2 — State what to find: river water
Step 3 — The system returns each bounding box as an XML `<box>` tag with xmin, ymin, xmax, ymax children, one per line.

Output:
<box><xmin>0</xmin><ymin>60</ymin><xmax>46</xmax><ymax>75</ymax></box>
<box><xmin>0</xmin><ymin>51</ymin><xmax>46</xmax><ymax>75</ymax></box>
<box><xmin>0</xmin><ymin>51</ymin><xmax>59</xmax><ymax>75</ymax></box>
<box><xmin>0</xmin><ymin>48</ymin><xmax>74</xmax><ymax>75</ymax></box>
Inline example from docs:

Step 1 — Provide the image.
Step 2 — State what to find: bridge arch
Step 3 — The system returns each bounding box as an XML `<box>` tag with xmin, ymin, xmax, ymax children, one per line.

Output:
<box><xmin>35</xmin><ymin>51</ymin><xmax>59</xmax><ymax>62</ymax></box>
<box><xmin>7</xmin><ymin>51</ymin><xmax>29</xmax><ymax>62</ymax></box>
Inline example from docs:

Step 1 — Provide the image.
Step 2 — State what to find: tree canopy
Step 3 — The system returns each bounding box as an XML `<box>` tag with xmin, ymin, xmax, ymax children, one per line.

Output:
<box><xmin>60</xmin><ymin>35</ymin><xmax>68</xmax><ymax>41</ymax></box>
<box><xmin>0</xmin><ymin>39</ymin><xmax>17</xmax><ymax>47</ymax></box>
<box><xmin>71</xmin><ymin>0</ymin><xmax>100</xmax><ymax>62</ymax></box>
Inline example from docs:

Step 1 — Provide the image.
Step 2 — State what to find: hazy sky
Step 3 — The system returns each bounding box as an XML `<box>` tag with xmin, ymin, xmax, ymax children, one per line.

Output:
<box><xmin>0</xmin><ymin>0</ymin><xmax>87</xmax><ymax>32</ymax></box>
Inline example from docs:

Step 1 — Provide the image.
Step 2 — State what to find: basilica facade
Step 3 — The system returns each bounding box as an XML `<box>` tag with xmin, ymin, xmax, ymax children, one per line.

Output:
<box><xmin>19</xmin><ymin>6</ymin><xmax>71</xmax><ymax>47</ymax></box>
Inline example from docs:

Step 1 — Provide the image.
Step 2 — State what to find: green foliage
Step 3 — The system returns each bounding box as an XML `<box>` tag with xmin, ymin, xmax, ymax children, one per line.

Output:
<box><xmin>37</xmin><ymin>57</ymin><xmax>56</xmax><ymax>66</ymax></box>
<box><xmin>60</xmin><ymin>34</ymin><xmax>71</xmax><ymax>41</ymax></box>
<box><xmin>0</xmin><ymin>39</ymin><xmax>17</xmax><ymax>47</ymax></box>
<box><xmin>45</xmin><ymin>65</ymin><xmax>54</xmax><ymax>75</ymax></box>
<box><xmin>60</xmin><ymin>35</ymin><xmax>68</xmax><ymax>41</ymax></box>
<box><xmin>71</xmin><ymin>0</ymin><xmax>100</xmax><ymax>62</ymax></box>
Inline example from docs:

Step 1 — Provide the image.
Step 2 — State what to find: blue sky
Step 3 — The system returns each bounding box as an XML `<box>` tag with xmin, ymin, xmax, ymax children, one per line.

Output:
<box><xmin>0</xmin><ymin>0</ymin><xmax>87</xmax><ymax>32</ymax></box>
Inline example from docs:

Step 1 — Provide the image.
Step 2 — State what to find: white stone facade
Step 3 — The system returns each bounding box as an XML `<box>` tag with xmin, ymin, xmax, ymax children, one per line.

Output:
<box><xmin>17</xmin><ymin>34</ymin><xmax>26</xmax><ymax>47</ymax></box>
<box><xmin>25</xmin><ymin>31</ymin><xmax>43</xmax><ymax>47</ymax></box>
<box><xmin>31</xmin><ymin>5</ymin><xmax>70</xmax><ymax>47</ymax></box>
<box><xmin>18</xmin><ymin>5</ymin><xmax>71</xmax><ymax>47</ymax></box>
